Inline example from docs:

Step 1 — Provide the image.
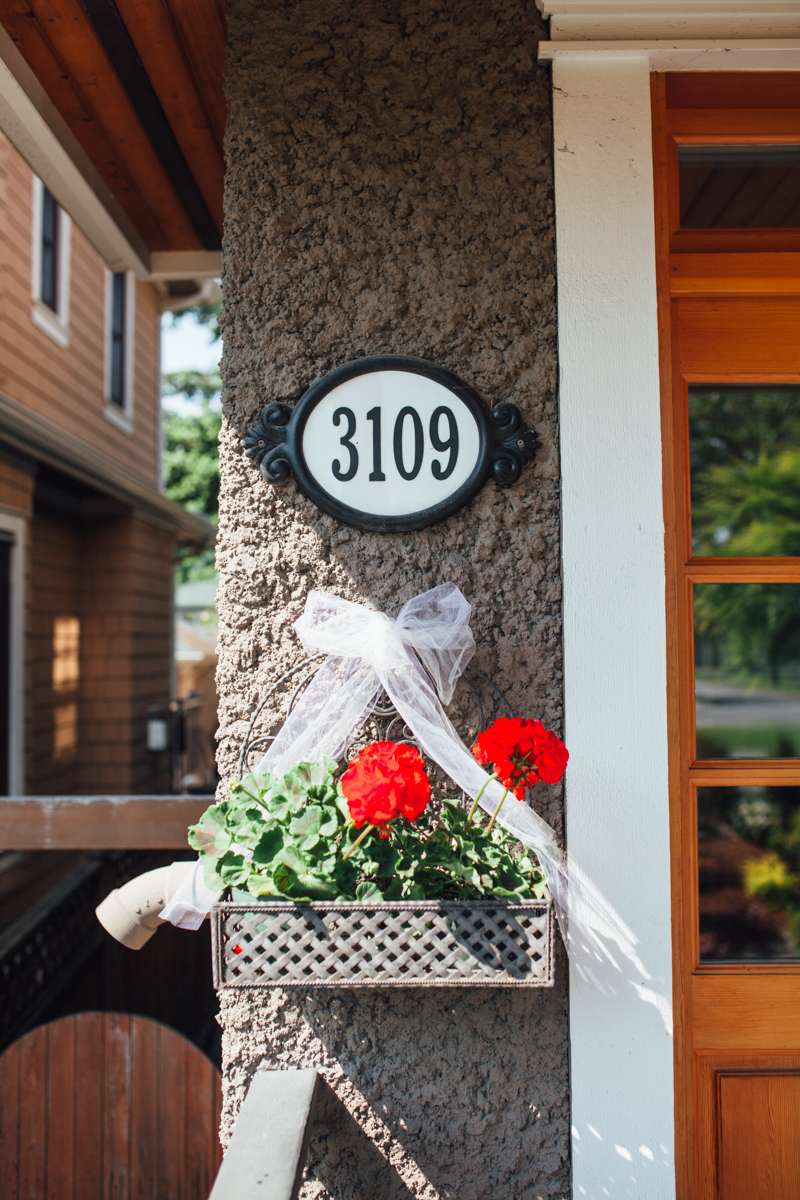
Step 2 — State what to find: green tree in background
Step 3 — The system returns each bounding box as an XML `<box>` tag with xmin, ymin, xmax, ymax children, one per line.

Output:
<box><xmin>691</xmin><ymin>387</ymin><xmax>800</xmax><ymax>686</ymax></box>
<box><xmin>162</xmin><ymin>300</ymin><xmax>222</xmax><ymax>584</ymax></box>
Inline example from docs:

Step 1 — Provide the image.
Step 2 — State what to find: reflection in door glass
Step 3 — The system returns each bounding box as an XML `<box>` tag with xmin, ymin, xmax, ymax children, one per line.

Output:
<box><xmin>698</xmin><ymin>785</ymin><xmax>800</xmax><ymax>961</ymax></box>
<box><xmin>695</xmin><ymin>583</ymin><xmax>800</xmax><ymax>759</ymax></box>
<box><xmin>679</xmin><ymin>145</ymin><xmax>800</xmax><ymax>228</ymax></box>
<box><xmin>689</xmin><ymin>387</ymin><xmax>800</xmax><ymax>557</ymax></box>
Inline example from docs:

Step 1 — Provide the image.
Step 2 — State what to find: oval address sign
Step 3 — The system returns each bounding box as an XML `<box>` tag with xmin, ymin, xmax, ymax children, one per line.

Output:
<box><xmin>242</xmin><ymin>356</ymin><xmax>538</xmax><ymax>532</ymax></box>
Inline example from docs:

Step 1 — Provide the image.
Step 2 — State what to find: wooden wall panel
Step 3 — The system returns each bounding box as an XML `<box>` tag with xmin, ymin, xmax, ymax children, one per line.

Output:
<box><xmin>718</xmin><ymin>1072</ymin><xmax>800</xmax><ymax>1199</ymax></box>
<box><xmin>676</xmin><ymin>296</ymin><xmax>800</xmax><ymax>375</ymax></box>
<box><xmin>0</xmin><ymin>461</ymin><xmax>34</xmax><ymax>519</ymax></box>
<box><xmin>26</xmin><ymin>510</ymin><xmax>174</xmax><ymax>796</ymax></box>
<box><xmin>0</xmin><ymin>134</ymin><xmax>163</xmax><ymax>491</ymax></box>
<box><xmin>26</xmin><ymin>511</ymin><xmax>82</xmax><ymax>795</ymax></box>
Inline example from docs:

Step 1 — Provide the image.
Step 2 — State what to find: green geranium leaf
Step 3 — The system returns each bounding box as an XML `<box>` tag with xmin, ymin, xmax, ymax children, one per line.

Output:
<box><xmin>252</xmin><ymin>825</ymin><xmax>284</xmax><ymax>865</ymax></box>
<box><xmin>190</xmin><ymin>765</ymin><xmax>546</xmax><ymax>904</ymax></box>
<box><xmin>290</xmin><ymin>805</ymin><xmax>324</xmax><ymax>841</ymax></box>
<box><xmin>218</xmin><ymin>851</ymin><xmax>250</xmax><ymax>887</ymax></box>
<box><xmin>355</xmin><ymin>881</ymin><xmax>384</xmax><ymax>902</ymax></box>
<box><xmin>188</xmin><ymin>804</ymin><xmax>231</xmax><ymax>858</ymax></box>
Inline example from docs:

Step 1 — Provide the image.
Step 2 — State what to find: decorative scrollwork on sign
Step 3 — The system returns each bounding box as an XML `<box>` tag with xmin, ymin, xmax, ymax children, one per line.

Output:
<box><xmin>240</xmin><ymin>356</ymin><xmax>539</xmax><ymax>531</ymax></box>
<box><xmin>242</xmin><ymin>402</ymin><xmax>292</xmax><ymax>482</ymax></box>
<box><xmin>490</xmin><ymin>403</ymin><xmax>540</xmax><ymax>487</ymax></box>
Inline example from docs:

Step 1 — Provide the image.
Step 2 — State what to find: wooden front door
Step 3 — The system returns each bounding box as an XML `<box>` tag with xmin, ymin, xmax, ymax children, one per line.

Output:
<box><xmin>654</xmin><ymin>73</ymin><xmax>800</xmax><ymax>1198</ymax></box>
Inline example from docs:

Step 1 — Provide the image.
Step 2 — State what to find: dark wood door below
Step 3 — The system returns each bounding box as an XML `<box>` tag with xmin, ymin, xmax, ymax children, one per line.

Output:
<box><xmin>0</xmin><ymin>1011</ymin><xmax>222</xmax><ymax>1198</ymax></box>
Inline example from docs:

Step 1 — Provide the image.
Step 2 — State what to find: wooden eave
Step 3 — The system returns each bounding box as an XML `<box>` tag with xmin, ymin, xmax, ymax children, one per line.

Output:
<box><xmin>0</xmin><ymin>0</ymin><xmax>227</xmax><ymax>257</ymax></box>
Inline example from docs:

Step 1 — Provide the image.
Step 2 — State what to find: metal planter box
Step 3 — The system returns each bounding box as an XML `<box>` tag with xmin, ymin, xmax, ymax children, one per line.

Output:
<box><xmin>211</xmin><ymin>898</ymin><xmax>554</xmax><ymax>988</ymax></box>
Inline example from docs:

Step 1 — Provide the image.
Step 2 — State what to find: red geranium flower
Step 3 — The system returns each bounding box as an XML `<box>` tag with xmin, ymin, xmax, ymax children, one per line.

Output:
<box><xmin>473</xmin><ymin>717</ymin><xmax>568</xmax><ymax>799</ymax></box>
<box><xmin>342</xmin><ymin>741</ymin><xmax>430</xmax><ymax>836</ymax></box>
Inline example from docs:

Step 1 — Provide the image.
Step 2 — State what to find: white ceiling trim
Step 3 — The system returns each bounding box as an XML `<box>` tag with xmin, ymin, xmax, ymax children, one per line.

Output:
<box><xmin>149</xmin><ymin>251</ymin><xmax>222</xmax><ymax>280</ymax></box>
<box><xmin>536</xmin><ymin>2</ymin><xmax>800</xmax><ymax>41</ymax></box>
<box><xmin>539</xmin><ymin>38</ymin><xmax>800</xmax><ymax>69</ymax></box>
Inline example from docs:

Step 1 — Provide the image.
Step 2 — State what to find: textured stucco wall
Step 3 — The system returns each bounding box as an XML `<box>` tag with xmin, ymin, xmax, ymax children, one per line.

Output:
<box><xmin>218</xmin><ymin>2</ymin><xmax>567</xmax><ymax>1196</ymax></box>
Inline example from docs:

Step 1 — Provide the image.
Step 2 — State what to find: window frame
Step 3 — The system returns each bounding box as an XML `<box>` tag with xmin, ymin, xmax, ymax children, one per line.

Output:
<box><xmin>30</xmin><ymin>177</ymin><xmax>71</xmax><ymax>348</ymax></box>
<box><xmin>103</xmin><ymin>268</ymin><xmax>136</xmax><ymax>433</ymax></box>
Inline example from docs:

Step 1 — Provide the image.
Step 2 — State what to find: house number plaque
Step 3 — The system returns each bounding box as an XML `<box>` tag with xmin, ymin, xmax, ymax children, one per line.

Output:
<box><xmin>242</xmin><ymin>356</ymin><xmax>538</xmax><ymax>532</ymax></box>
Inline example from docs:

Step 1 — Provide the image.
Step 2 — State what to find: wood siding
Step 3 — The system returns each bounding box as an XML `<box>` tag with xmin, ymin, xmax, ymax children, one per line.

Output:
<box><xmin>0</xmin><ymin>132</ymin><xmax>163</xmax><ymax>489</ymax></box>
<box><xmin>27</xmin><ymin>512</ymin><xmax>174</xmax><ymax>795</ymax></box>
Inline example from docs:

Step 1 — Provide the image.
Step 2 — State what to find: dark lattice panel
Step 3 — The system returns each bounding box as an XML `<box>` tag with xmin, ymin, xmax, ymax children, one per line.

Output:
<box><xmin>212</xmin><ymin>900</ymin><xmax>554</xmax><ymax>988</ymax></box>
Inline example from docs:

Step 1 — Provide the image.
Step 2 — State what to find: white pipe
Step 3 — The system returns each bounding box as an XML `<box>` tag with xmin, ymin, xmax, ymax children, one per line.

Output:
<box><xmin>96</xmin><ymin>860</ymin><xmax>196</xmax><ymax>950</ymax></box>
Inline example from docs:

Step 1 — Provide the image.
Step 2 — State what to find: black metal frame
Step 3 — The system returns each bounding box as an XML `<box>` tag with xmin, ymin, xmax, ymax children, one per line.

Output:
<box><xmin>235</xmin><ymin>655</ymin><xmax>514</xmax><ymax>783</ymax></box>
<box><xmin>242</xmin><ymin>356</ymin><xmax>538</xmax><ymax>532</ymax></box>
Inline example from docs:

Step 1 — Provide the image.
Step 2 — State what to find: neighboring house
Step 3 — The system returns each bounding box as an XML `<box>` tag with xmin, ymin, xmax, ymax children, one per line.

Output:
<box><xmin>174</xmin><ymin>578</ymin><xmax>218</xmax><ymax>792</ymax></box>
<box><xmin>2</xmin><ymin>4</ymin><xmax>800</xmax><ymax>1200</ymax></box>
<box><xmin>0</xmin><ymin>131</ymin><xmax>212</xmax><ymax>796</ymax></box>
<box><xmin>0</xmin><ymin>126</ymin><xmax>216</xmax><ymax>1061</ymax></box>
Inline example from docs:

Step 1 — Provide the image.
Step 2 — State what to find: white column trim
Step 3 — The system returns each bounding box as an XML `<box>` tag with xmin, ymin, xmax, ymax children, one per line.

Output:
<box><xmin>540</xmin><ymin>39</ymin><xmax>800</xmax><ymax>69</ymax></box>
<box><xmin>553</xmin><ymin>53</ymin><xmax>676</xmax><ymax>1198</ymax></box>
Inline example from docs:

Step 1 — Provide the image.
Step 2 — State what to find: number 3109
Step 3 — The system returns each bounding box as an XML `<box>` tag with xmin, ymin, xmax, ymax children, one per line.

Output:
<box><xmin>331</xmin><ymin>405</ymin><xmax>459</xmax><ymax>483</ymax></box>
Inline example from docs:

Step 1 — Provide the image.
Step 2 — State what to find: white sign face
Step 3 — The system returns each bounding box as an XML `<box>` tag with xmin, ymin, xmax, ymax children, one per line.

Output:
<box><xmin>243</xmin><ymin>356</ymin><xmax>537</xmax><ymax>532</ymax></box>
<box><xmin>301</xmin><ymin>370</ymin><xmax>482</xmax><ymax>518</ymax></box>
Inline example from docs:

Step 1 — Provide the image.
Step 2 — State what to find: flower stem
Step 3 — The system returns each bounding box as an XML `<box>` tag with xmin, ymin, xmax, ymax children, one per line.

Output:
<box><xmin>237</xmin><ymin>784</ymin><xmax>270</xmax><ymax>813</ymax></box>
<box><xmin>465</xmin><ymin>772</ymin><xmax>498</xmax><ymax>831</ymax></box>
<box><xmin>341</xmin><ymin>824</ymin><xmax>374</xmax><ymax>863</ymax></box>
<box><xmin>485</xmin><ymin>787</ymin><xmax>510</xmax><ymax>835</ymax></box>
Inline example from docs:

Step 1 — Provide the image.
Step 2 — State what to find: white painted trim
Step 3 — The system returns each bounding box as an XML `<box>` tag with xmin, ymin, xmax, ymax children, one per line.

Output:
<box><xmin>149</xmin><ymin>251</ymin><xmax>222</xmax><ymax>280</ymax></box>
<box><xmin>552</xmin><ymin>54</ymin><xmax>675</xmax><ymax>1198</ymax></box>
<box><xmin>30</xmin><ymin>176</ymin><xmax>72</xmax><ymax>349</ymax></box>
<box><xmin>103</xmin><ymin>269</ymin><xmax>136</xmax><ymax>432</ymax></box>
<box><xmin>0</xmin><ymin>509</ymin><xmax>27</xmax><ymax>796</ymax></box>
<box><xmin>535</xmin><ymin>2</ymin><xmax>800</xmax><ymax>41</ymax></box>
<box><xmin>539</xmin><ymin>38</ymin><xmax>800</xmax><ymax>69</ymax></box>
<box><xmin>0</xmin><ymin>26</ymin><xmax>150</xmax><ymax>279</ymax></box>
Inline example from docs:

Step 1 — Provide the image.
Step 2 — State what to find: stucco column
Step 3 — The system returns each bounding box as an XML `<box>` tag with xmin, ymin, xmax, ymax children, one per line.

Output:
<box><xmin>217</xmin><ymin>3</ymin><xmax>568</xmax><ymax>1196</ymax></box>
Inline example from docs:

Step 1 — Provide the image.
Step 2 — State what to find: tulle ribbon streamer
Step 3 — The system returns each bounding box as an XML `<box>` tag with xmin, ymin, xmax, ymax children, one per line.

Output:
<box><xmin>163</xmin><ymin>583</ymin><xmax>571</xmax><ymax>947</ymax></box>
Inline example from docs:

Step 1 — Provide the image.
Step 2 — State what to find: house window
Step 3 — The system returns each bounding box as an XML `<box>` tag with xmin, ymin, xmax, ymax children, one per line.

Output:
<box><xmin>40</xmin><ymin>188</ymin><xmax>59</xmax><ymax>311</ymax></box>
<box><xmin>104</xmin><ymin>270</ymin><xmax>135</xmax><ymax>432</ymax></box>
<box><xmin>30</xmin><ymin>177</ymin><xmax>71</xmax><ymax>348</ymax></box>
<box><xmin>109</xmin><ymin>273</ymin><xmax>127</xmax><ymax>407</ymax></box>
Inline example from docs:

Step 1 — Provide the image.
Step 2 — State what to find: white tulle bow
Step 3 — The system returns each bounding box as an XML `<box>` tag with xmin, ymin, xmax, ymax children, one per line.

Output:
<box><xmin>163</xmin><ymin>583</ymin><xmax>570</xmax><ymax>946</ymax></box>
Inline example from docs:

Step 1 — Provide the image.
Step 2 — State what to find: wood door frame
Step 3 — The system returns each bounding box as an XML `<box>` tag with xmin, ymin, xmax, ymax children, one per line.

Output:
<box><xmin>653</xmin><ymin>71</ymin><xmax>800</xmax><ymax>1200</ymax></box>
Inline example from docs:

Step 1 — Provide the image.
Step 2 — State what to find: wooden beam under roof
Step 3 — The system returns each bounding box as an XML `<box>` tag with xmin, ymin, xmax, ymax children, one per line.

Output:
<box><xmin>0</xmin><ymin>0</ymin><xmax>226</xmax><ymax>255</ymax></box>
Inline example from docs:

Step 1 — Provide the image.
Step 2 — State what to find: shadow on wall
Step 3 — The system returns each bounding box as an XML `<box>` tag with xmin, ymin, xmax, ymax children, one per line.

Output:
<box><xmin>306</xmin><ymin>1077</ymin><xmax>418</xmax><ymax>1200</ymax></box>
<box><xmin>567</xmin><ymin>859</ymin><xmax>674</xmax><ymax>1197</ymax></box>
<box><xmin>221</xmin><ymin>956</ymin><xmax>570</xmax><ymax>1200</ymax></box>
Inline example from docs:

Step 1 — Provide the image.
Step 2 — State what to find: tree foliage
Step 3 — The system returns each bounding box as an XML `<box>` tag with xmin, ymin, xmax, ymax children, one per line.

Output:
<box><xmin>690</xmin><ymin>387</ymin><xmax>800</xmax><ymax>683</ymax></box>
<box><xmin>162</xmin><ymin>366</ymin><xmax>221</xmax><ymax>584</ymax></box>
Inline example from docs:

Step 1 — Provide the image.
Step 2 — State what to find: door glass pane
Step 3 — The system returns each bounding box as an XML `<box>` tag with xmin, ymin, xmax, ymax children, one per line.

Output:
<box><xmin>695</xmin><ymin>583</ymin><xmax>800</xmax><ymax>759</ymax></box>
<box><xmin>689</xmin><ymin>386</ymin><xmax>800</xmax><ymax>557</ymax></box>
<box><xmin>698</xmin><ymin>784</ymin><xmax>800</xmax><ymax>961</ymax></box>
<box><xmin>679</xmin><ymin>145</ymin><xmax>800</xmax><ymax>228</ymax></box>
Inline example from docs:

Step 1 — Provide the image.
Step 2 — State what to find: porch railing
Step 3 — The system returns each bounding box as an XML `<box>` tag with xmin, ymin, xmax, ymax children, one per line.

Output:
<box><xmin>0</xmin><ymin>794</ymin><xmax>213</xmax><ymax>849</ymax></box>
<box><xmin>208</xmin><ymin>1069</ymin><xmax>321</xmax><ymax>1200</ymax></box>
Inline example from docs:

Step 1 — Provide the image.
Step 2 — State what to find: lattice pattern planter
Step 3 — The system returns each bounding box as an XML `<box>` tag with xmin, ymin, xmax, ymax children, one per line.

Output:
<box><xmin>212</xmin><ymin>899</ymin><xmax>554</xmax><ymax>988</ymax></box>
